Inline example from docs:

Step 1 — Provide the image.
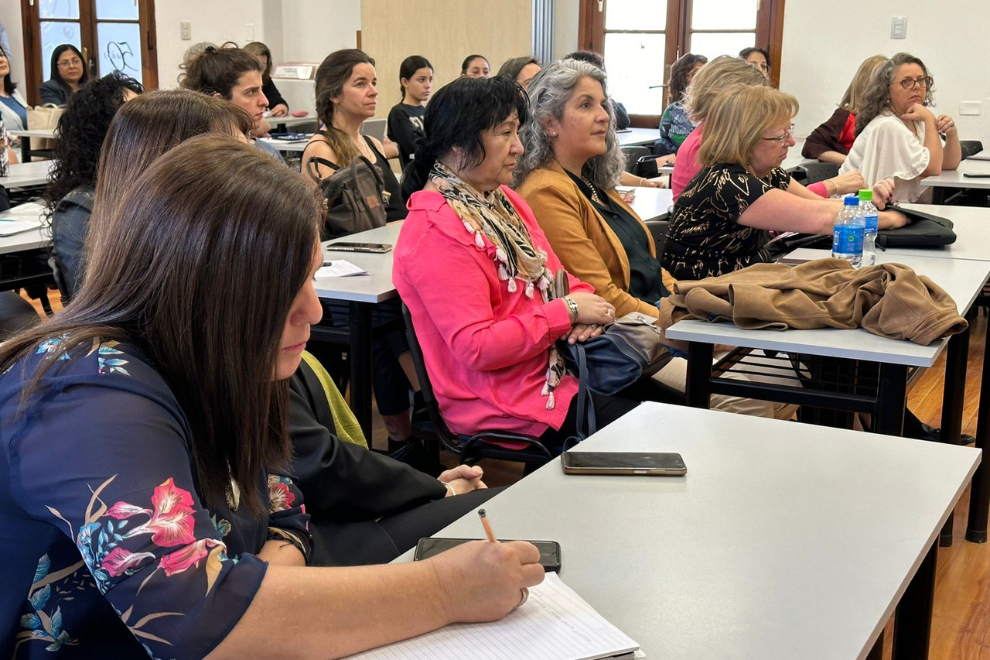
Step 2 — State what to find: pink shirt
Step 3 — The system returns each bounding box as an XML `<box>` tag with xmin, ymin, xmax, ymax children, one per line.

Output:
<box><xmin>672</xmin><ymin>121</ymin><xmax>827</xmax><ymax>201</ymax></box>
<box><xmin>394</xmin><ymin>186</ymin><xmax>594</xmax><ymax>437</ymax></box>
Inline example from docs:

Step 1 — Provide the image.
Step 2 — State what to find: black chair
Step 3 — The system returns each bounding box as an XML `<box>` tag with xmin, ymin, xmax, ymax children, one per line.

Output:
<box><xmin>0</xmin><ymin>291</ymin><xmax>40</xmax><ymax>339</ymax></box>
<box><xmin>621</xmin><ymin>145</ymin><xmax>650</xmax><ymax>173</ymax></box>
<box><xmin>644</xmin><ymin>219</ymin><xmax>669</xmax><ymax>258</ymax></box>
<box><xmin>799</xmin><ymin>161</ymin><xmax>840</xmax><ymax>186</ymax></box>
<box><xmin>401</xmin><ymin>303</ymin><xmax>555</xmax><ymax>469</ymax></box>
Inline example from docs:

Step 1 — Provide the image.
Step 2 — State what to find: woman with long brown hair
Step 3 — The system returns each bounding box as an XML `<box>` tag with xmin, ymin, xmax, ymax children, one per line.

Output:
<box><xmin>0</xmin><ymin>135</ymin><xmax>541</xmax><ymax>658</ymax></box>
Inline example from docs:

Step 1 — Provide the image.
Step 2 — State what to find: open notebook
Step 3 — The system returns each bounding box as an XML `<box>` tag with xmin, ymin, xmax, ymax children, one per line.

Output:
<box><xmin>343</xmin><ymin>572</ymin><xmax>640</xmax><ymax>660</ymax></box>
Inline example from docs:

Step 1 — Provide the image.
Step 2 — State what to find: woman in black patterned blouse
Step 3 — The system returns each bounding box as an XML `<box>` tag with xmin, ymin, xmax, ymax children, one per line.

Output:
<box><xmin>661</xmin><ymin>85</ymin><xmax>906</xmax><ymax>281</ymax></box>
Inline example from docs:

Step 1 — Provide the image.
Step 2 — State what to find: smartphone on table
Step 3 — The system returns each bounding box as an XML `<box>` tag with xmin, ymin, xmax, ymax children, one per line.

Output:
<box><xmin>561</xmin><ymin>451</ymin><xmax>686</xmax><ymax>476</ymax></box>
<box><xmin>325</xmin><ymin>242</ymin><xmax>393</xmax><ymax>253</ymax></box>
<box><xmin>413</xmin><ymin>537</ymin><xmax>562</xmax><ymax>572</ymax></box>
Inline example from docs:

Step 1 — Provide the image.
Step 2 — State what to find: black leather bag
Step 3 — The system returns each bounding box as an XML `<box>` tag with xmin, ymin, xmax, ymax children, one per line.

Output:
<box><xmin>874</xmin><ymin>206</ymin><xmax>956</xmax><ymax>248</ymax></box>
<box><xmin>307</xmin><ymin>154</ymin><xmax>388</xmax><ymax>240</ymax></box>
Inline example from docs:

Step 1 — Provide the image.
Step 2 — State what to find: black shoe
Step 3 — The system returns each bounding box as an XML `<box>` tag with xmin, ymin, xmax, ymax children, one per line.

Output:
<box><xmin>911</xmin><ymin>422</ymin><xmax>975</xmax><ymax>445</ymax></box>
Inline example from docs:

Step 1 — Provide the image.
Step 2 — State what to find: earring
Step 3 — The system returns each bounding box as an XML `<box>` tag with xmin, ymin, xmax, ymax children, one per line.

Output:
<box><xmin>550</xmin><ymin>131</ymin><xmax>557</xmax><ymax>137</ymax></box>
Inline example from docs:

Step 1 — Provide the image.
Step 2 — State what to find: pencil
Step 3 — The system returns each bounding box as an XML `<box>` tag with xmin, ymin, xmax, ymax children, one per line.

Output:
<box><xmin>478</xmin><ymin>509</ymin><xmax>497</xmax><ymax>543</ymax></box>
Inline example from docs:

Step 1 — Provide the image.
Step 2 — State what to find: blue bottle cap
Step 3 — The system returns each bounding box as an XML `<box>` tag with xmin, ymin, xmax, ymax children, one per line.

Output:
<box><xmin>843</xmin><ymin>195</ymin><xmax>859</xmax><ymax>206</ymax></box>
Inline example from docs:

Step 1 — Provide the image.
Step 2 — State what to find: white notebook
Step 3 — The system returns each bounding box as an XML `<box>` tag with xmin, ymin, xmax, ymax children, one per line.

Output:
<box><xmin>344</xmin><ymin>572</ymin><xmax>640</xmax><ymax>660</ymax></box>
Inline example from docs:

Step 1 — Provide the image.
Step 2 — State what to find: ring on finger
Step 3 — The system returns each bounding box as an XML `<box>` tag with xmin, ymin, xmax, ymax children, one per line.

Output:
<box><xmin>516</xmin><ymin>588</ymin><xmax>529</xmax><ymax>609</ymax></box>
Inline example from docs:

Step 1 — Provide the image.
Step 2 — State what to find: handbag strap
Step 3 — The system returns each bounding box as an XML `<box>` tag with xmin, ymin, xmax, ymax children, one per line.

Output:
<box><xmin>562</xmin><ymin>343</ymin><xmax>597</xmax><ymax>451</ymax></box>
<box><xmin>306</xmin><ymin>155</ymin><xmax>341</xmax><ymax>183</ymax></box>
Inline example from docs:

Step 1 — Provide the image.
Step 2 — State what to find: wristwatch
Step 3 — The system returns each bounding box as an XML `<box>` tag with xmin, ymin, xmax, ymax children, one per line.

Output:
<box><xmin>563</xmin><ymin>296</ymin><xmax>579</xmax><ymax>322</ymax></box>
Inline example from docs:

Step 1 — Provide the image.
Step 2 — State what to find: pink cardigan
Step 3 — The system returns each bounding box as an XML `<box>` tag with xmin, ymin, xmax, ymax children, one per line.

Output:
<box><xmin>671</xmin><ymin>122</ymin><xmax>829</xmax><ymax>201</ymax></box>
<box><xmin>394</xmin><ymin>186</ymin><xmax>593</xmax><ymax>437</ymax></box>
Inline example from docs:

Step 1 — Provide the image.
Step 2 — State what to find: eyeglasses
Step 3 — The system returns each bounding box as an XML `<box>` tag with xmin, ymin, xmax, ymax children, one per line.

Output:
<box><xmin>762</xmin><ymin>124</ymin><xmax>794</xmax><ymax>147</ymax></box>
<box><xmin>895</xmin><ymin>76</ymin><xmax>932</xmax><ymax>90</ymax></box>
<box><xmin>57</xmin><ymin>57</ymin><xmax>82</xmax><ymax>68</ymax></box>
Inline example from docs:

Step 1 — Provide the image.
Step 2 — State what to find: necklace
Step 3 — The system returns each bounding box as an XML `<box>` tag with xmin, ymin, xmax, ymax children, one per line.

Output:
<box><xmin>582</xmin><ymin>176</ymin><xmax>603</xmax><ymax>204</ymax></box>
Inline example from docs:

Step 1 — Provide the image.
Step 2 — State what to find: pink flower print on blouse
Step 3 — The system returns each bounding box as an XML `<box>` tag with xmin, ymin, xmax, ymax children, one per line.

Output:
<box><xmin>102</xmin><ymin>547</ymin><xmax>157</xmax><ymax>578</ymax></box>
<box><xmin>159</xmin><ymin>538</ymin><xmax>227</xmax><ymax>577</ymax></box>
<box><xmin>267</xmin><ymin>475</ymin><xmax>296</xmax><ymax>513</ymax></box>
<box><xmin>106</xmin><ymin>477</ymin><xmax>197</xmax><ymax>547</ymax></box>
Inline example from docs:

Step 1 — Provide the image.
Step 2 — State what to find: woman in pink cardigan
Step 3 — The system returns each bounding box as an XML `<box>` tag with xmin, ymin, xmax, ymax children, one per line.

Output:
<box><xmin>394</xmin><ymin>76</ymin><xmax>639</xmax><ymax>449</ymax></box>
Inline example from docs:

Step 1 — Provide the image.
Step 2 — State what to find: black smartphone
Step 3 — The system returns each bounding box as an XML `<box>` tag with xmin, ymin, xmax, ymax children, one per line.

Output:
<box><xmin>325</xmin><ymin>242</ymin><xmax>393</xmax><ymax>253</ymax></box>
<box><xmin>962</xmin><ymin>173</ymin><xmax>990</xmax><ymax>178</ymax></box>
<box><xmin>561</xmin><ymin>451</ymin><xmax>687</xmax><ymax>476</ymax></box>
<box><xmin>413</xmin><ymin>537</ymin><xmax>562</xmax><ymax>572</ymax></box>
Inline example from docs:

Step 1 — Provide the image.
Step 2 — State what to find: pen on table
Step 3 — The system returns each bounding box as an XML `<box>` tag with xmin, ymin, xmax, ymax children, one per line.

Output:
<box><xmin>478</xmin><ymin>509</ymin><xmax>497</xmax><ymax>543</ymax></box>
<box><xmin>322</xmin><ymin>260</ymin><xmax>332</xmax><ymax>267</ymax></box>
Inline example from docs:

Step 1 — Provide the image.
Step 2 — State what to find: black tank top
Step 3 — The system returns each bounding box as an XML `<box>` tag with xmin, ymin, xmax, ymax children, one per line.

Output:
<box><xmin>361</xmin><ymin>135</ymin><xmax>406</xmax><ymax>222</ymax></box>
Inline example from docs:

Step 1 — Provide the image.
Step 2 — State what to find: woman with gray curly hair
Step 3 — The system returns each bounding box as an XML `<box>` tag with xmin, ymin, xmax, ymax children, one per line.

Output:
<box><xmin>514</xmin><ymin>60</ymin><xmax>789</xmax><ymax>419</ymax></box>
<box><xmin>839</xmin><ymin>52</ymin><xmax>960</xmax><ymax>203</ymax></box>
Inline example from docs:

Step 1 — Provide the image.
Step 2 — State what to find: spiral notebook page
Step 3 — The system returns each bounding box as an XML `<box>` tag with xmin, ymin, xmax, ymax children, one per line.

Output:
<box><xmin>343</xmin><ymin>572</ymin><xmax>639</xmax><ymax>660</ymax></box>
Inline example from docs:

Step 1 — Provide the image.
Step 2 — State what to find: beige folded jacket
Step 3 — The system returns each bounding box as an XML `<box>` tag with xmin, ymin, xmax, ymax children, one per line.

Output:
<box><xmin>659</xmin><ymin>258</ymin><xmax>968</xmax><ymax>345</ymax></box>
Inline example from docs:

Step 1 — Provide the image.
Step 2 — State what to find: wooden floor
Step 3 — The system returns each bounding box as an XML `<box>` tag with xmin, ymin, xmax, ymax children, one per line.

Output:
<box><xmin>25</xmin><ymin>292</ymin><xmax>990</xmax><ymax>658</ymax></box>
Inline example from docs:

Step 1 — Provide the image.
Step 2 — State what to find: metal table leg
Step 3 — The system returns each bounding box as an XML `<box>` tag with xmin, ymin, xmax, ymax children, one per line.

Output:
<box><xmin>967</xmin><ymin>313</ymin><xmax>990</xmax><ymax>543</ymax></box>
<box><xmin>685</xmin><ymin>342</ymin><xmax>714</xmax><ymax>409</ymax></box>
<box><xmin>349</xmin><ymin>301</ymin><xmax>374</xmax><ymax>441</ymax></box>
<box><xmin>21</xmin><ymin>136</ymin><xmax>32</xmax><ymax>163</ymax></box>
<box><xmin>891</xmin><ymin>541</ymin><xmax>937</xmax><ymax>660</ymax></box>
<box><xmin>874</xmin><ymin>363</ymin><xmax>908</xmax><ymax>436</ymax></box>
<box><xmin>938</xmin><ymin>326</ymin><xmax>970</xmax><ymax>546</ymax></box>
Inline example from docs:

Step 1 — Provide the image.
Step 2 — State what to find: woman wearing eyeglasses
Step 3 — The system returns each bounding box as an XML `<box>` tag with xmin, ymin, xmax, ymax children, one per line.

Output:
<box><xmin>840</xmin><ymin>53</ymin><xmax>960</xmax><ymax>204</ymax></box>
<box><xmin>40</xmin><ymin>44</ymin><xmax>89</xmax><ymax>106</ymax></box>
<box><xmin>662</xmin><ymin>85</ymin><xmax>905</xmax><ymax>282</ymax></box>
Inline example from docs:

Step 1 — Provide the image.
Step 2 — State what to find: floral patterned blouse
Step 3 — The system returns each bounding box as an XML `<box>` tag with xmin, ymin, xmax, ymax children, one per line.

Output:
<box><xmin>661</xmin><ymin>164</ymin><xmax>791</xmax><ymax>281</ymax></box>
<box><xmin>0</xmin><ymin>337</ymin><xmax>311</xmax><ymax>659</ymax></box>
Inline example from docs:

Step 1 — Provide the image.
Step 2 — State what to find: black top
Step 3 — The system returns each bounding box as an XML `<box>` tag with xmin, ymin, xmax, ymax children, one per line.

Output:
<box><xmin>661</xmin><ymin>163</ymin><xmax>790</xmax><ymax>280</ymax></box>
<box><xmin>51</xmin><ymin>186</ymin><xmax>95</xmax><ymax>302</ymax></box>
<box><xmin>566</xmin><ymin>171</ymin><xmax>666</xmax><ymax>303</ymax></box>
<box><xmin>386</xmin><ymin>103</ymin><xmax>425</xmax><ymax>169</ymax></box>
<box><xmin>613</xmin><ymin>100</ymin><xmax>631</xmax><ymax>130</ymax></box>
<box><xmin>262</xmin><ymin>78</ymin><xmax>287</xmax><ymax>110</ymax></box>
<box><xmin>363</xmin><ymin>135</ymin><xmax>406</xmax><ymax>221</ymax></box>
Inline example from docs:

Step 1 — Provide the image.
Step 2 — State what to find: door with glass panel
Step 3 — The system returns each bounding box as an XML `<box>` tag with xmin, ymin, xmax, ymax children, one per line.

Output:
<box><xmin>20</xmin><ymin>0</ymin><xmax>158</xmax><ymax>105</ymax></box>
<box><xmin>579</xmin><ymin>0</ymin><xmax>783</xmax><ymax>126</ymax></box>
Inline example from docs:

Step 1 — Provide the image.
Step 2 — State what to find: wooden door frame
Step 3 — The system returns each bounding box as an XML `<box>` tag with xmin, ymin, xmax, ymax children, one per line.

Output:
<box><xmin>578</xmin><ymin>0</ymin><xmax>786</xmax><ymax>127</ymax></box>
<box><xmin>20</xmin><ymin>0</ymin><xmax>159</xmax><ymax>106</ymax></box>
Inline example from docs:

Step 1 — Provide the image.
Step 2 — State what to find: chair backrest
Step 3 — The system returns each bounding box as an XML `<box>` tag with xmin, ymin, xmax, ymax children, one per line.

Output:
<box><xmin>800</xmin><ymin>161</ymin><xmax>840</xmax><ymax>186</ymax></box>
<box><xmin>644</xmin><ymin>219</ymin><xmax>669</xmax><ymax>257</ymax></box>
<box><xmin>621</xmin><ymin>145</ymin><xmax>650</xmax><ymax>172</ymax></box>
<box><xmin>360</xmin><ymin>118</ymin><xmax>387</xmax><ymax>143</ymax></box>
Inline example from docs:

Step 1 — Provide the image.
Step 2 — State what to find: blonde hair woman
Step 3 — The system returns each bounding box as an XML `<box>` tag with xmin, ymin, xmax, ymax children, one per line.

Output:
<box><xmin>663</xmin><ymin>85</ymin><xmax>904</xmax><ymax>281</ymax></box>
<box><xmin>802</xmin><ymin>55</ymin><xmax>887</xmax><ymax>164</ymax></box>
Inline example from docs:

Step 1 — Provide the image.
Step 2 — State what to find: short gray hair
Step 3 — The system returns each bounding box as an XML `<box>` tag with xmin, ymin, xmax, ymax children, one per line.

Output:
<box><xmin>513</xmin><ymin>58</ymin><xmax>625</xmax><ymax>190</ymax></box>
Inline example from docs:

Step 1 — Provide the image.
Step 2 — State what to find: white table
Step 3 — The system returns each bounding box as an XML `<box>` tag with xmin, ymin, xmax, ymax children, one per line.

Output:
<box><xmin>616</xmin><ymin>127</ymin><xmax>658</xmax><ymax>147</ymax></box>
<box><xmin>921</xmin><ymin>158</ymin><xmax>990</xmax><ymax>191</ymax></box>
<box><xmin>9</xmin><ymin>128</ymin><xmax>56</xmax><ymax>162</ymax></box>
<box><xmin>666</xmin><ymin>254</ymin><xmax>990</xmax><ymax>437</ymax></box>
<box><xmin>0</xmin><ymin>202</ymin><xmax>49</xmax><ymax>255</ymax></box>
<box><xmin>259</xmin><ymin>136</ymin><xmax>310</xmax><ymax>153</ymax></box>
<box><xmin>0</xmin><ymin>160</ymin><xmax>53</xmax><ymax>190</ymax></box>
<box><xmin>314</xmin><ymin>223</ymin><xmax>403</xmax><ymax>438</ymax></box>
<box><xmin>399</xmin><ymin>403</ymin><xmax>980</xmax><ymax>659</ymax></box>
<box><xmin>624</xmin><ymin>186</ymin><xmax>674</xmax><ymax>222</ymax></box>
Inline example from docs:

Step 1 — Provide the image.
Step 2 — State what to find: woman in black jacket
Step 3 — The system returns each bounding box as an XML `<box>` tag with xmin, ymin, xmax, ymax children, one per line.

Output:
<box><xmin>245</xmin><ymin>41</ymin><xmax>289</xmax><ymax>116</ymax></box>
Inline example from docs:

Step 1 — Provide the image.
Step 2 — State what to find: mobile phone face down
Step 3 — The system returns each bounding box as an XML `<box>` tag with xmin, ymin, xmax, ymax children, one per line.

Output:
<box><xmin>413</xmin><ymin>538</ymin><xmax>561</xmax><ymax>572</ymax></box>
<box><xmin>325</xmin><ymin>242</ymin><xmax>393</xmax><ymax>253</ymax></box>
<box><xmin>561</xmin><ymin>451</ymin><xmax>686</xmax><ymax>476</ymax></box>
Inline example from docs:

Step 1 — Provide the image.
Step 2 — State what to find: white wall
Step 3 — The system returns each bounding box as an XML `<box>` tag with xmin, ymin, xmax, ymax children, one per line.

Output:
<box><xmin>155</xmin><ymin>0</ymin><xmax>268</xmax><ymax>87</ymax></box>
<box><xmin>281</xmin><ymin>0</ymin><xmax>359</xmax><ymax>65</ymax></box>
<box><xmin>780</xmin><ymin>0</ymin><xmax>990</xmax><ymax>146</ymax></box>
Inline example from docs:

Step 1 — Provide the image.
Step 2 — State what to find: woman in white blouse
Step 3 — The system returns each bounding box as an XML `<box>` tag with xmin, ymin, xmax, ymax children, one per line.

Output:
<box><xmin>840</xmin><ymin>52</ymin><xmax>960</xmax><ymax>203</ymax></box>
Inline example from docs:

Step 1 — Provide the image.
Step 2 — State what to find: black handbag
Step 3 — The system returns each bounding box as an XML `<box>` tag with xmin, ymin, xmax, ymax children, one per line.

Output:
<box><xmin>307</xmin><ymin>153</ymin><xmax>389</xmax><ymax>240</ymax></box>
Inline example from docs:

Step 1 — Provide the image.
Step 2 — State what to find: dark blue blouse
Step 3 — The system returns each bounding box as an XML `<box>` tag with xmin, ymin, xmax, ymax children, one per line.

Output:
<box><xmin>0</xmin><ymin>336</ymin><xmax>311</xmax><ymax>659</ymax></box>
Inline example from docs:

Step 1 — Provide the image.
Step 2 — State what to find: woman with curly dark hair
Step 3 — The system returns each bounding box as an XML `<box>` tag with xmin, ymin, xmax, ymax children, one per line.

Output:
<box><xmin>40</xmin><ymin>44</ymin><xmax>89</xmax><ymax>105</ymax></box>
<box><xmin>44</xmin><ymin>71</ymin><xmax>142</xmax><ymax>302</ymax></box>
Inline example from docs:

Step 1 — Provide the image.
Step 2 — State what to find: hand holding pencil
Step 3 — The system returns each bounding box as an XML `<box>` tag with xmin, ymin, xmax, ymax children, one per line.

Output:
<box><xmin>425</xmin><ymin>510</ymin><xmax>544</xmax><ymax>623</ymax></box>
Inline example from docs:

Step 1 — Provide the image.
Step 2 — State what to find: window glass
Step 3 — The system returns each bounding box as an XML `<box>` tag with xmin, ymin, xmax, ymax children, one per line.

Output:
<box><xmin>691</xmin><ymin>0</ymin><xmax>758</xmax><ymax>30</ymax></box>
<box><xmin>605</xmin><ymin>0</ymin><xmax>666</xmax><ymax>31</ymax></box>
<box><xmin>603</xmin><ymin>32</ymin><xmax>666</xmax><ymax>116</ymax></box>
<box><xmin>41</xmin><ymin>22</ymin><xmax>82</xmax><ymax>81</ymax></box>
<box><xmin>97</xmin><ymin>22</ymin><xmax>143</xmax><ymax>83</ymax></box>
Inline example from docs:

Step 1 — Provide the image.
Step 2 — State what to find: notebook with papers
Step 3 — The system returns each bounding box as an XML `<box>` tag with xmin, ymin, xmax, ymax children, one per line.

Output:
<box><xmin>343</xmin><ymin>572</ymin><xmax>640</xmax><ymax>660</ymax></box>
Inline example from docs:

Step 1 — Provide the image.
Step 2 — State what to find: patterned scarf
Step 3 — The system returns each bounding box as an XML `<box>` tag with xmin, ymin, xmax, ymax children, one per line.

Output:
<box><xmin>430</xmin><ymin>160</ymin><xmax>566</xmax><ymax>409</ymax></box>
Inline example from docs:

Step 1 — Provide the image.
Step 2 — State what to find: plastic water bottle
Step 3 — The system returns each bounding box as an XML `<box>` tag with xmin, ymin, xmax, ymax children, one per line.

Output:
<box><xmin>858</xmin><ymin>189</ymin><xmax>879</xmax><ymax>267</ymax></box>
<box><xmin>831</xmin><ymin>194</ymin><xmax>864</xmax><ymax>267</ymax></box>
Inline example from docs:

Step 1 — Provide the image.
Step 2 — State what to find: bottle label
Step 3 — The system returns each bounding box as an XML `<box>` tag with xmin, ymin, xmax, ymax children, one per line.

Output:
<box><xmin>864</xmin><ymin>213</ymin><xmax>879</xmax><ymax>232</ymax></box>
<box><xmin>832</xmin><ymin>225</ymin><xmax>864</xmax><ymax>255</ymax></box>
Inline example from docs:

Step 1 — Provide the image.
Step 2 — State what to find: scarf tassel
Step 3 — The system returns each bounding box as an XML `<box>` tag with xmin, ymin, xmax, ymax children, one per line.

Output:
<box><xmin>525</xmin><ymin>281</ymin><xmax>535</xmax><ymax>298</ymax></box>
<box><xmin>546</xmin><ymin>391</ymin><xmax>555</xmax><ymax>410</ymax></box>
<box><xmin>507</xmin><ymin>277</ymin><xmax>518</xmax><ymax>293</ymax></box>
